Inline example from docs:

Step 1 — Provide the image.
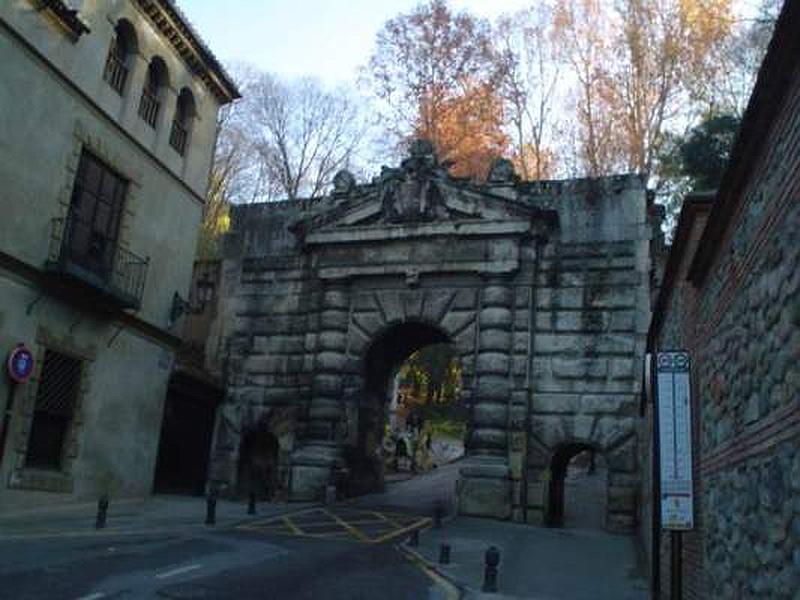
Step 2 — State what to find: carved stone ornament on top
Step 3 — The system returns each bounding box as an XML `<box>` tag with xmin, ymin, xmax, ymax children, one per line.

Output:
<box><xmin>379</xmin><ymin>139</ymin><xmax>448</xmax><ymax>224</ymax></box>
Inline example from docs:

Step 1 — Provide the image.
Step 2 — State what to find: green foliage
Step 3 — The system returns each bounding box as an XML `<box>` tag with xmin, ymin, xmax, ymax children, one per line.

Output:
<box><xmin>679</xmin><ymin>114</ymin><xmax>740</xmax><ymax>191</ymax></box>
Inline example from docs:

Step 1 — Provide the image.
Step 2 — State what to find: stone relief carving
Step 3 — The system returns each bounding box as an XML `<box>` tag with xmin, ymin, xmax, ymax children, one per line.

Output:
<box><xmin>378</xmin><ymin>139</ymin><xmax>448</xmax><ymax>224</ymax></box>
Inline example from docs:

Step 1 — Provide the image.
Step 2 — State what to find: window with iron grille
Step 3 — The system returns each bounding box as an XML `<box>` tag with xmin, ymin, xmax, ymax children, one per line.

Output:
<box><xmin>64</xmin><ymin>150</ymin><xmax>127</xmax><ymax>279</ymax></box>
<box><xmin>138</xmin><ymin>60</ymin><xmax>165</xmax><ymax>128</ymax></box>
<box><xmin>103</xmin><ymin>36</ymin><xmax>129</xmax><ymax>95</ymax></box>
<box><xmin>25</xmin><ymin>350</ymin><xmax>82</xmax><ymax>470</ymax></box>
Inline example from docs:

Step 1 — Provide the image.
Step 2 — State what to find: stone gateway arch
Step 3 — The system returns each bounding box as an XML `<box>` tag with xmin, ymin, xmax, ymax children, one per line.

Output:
<box><xmin>209</xmin><ymin>141</ymin><xmax>657</xmax><ymax>530</ymax></box>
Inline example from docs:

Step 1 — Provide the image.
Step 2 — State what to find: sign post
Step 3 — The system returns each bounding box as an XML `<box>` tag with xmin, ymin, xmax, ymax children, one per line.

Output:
<box><xmin>655</xmin><ymin>351</ymin><xmax>694</xmax><ymax>600</ymax></box>
<box><xmin>655</xmin><ymin>351</ymin><xmax>694</xmax><ymax>530</ymax></box>
<box><xmin>1</xmin><ymin>344</ymin><xmax>35</xmax><ymax>467</ymax></box>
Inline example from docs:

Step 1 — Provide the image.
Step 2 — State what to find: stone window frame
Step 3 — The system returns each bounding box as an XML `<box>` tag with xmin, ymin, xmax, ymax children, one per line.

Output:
<box><xmin>8</xmin><ymin>329</ymin><xmax>96</xmax><ymax>493</ymax></box>
<box><xmin>52</xmin><ymin>121</ymin><xmax>144</xmax><ymax>275</ymax></box>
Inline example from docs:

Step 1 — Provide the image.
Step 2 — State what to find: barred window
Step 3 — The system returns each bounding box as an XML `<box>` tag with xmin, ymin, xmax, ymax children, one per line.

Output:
<box><xmin>65</xmin><ymin>150</ymin><xmax>127</xmax><ymax>279</ymax></box>
<box><xmin>103</xmin><ymin>20</ymin><xmax>137</xmax><ymax>95</ymax></box>
<box><xmin>25</xmin><ymin>350</ymin><xmax>82</xmax><ymax>470</ymax></box>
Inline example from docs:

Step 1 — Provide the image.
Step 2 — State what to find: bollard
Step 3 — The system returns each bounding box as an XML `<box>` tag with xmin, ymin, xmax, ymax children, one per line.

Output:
<box><xmin>247</xmin><ymin>492</ymin><xmax>256</xmax><ymax>515</ymax></box>
<box><xmin>205</xmin><ymin>490</ymin><xmax>217</xmax><ymax>526</ymax></box>
<box><xmin>482</xmin><ymin>546</ymin><xmax>501</xmax><ymax>593</ymax></box>
<box><xmin>408</xmin><ymin>529</ymin><xmax>419</xmax><ymax>547</ymax></box>
<box><xmin>439</xmin><ymin>543</ymin><xmax>451</xmax><ymax>565</ymax></box>
<box><xmin>95</xmin><ymin>495</ymin><xmax>109</xmax><ymax>530</ymax></box>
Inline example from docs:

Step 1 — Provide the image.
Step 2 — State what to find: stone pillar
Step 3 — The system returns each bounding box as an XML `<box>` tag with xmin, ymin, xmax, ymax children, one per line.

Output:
<box><xmin>458</xmin><ymin>279</ymin><xmax>513</xmax><ymax>519</ymax></box>
<box><xmin>289</xmin><ymin>285</ymin><xmax>348</xmax><ymax>500</ymax></box>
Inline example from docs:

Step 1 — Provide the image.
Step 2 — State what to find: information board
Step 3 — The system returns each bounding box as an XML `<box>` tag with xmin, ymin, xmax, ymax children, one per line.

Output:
<box><xmin>656</xmin><ymin>351</ymin><xmax>694</xmax><ymax>530</ymax></box>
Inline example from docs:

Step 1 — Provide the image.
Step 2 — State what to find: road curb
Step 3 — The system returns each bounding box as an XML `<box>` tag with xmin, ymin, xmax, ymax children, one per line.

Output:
<box><xmin>396</xmin><ymin>541</ymin><xmax>464</xmax><ymax>600</ymax></box>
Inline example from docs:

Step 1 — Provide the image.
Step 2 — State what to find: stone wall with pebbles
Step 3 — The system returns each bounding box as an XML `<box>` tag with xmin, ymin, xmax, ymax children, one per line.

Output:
<box><xmin>649</xmin><ymin>9</ymin><xmax>800</xmax><ymax>595</ymax></box>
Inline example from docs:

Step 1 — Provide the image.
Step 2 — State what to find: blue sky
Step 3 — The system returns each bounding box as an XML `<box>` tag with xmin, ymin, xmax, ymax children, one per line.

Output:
<box><xmin>178</xmin><ymin>0</ymin><xmax>532</xmax><ymax>85</ymax></box>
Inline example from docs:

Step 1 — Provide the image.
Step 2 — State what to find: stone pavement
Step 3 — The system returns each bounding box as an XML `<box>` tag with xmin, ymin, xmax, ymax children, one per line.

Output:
<box><xmin>0</xmin><ymin>493</ymin><xmax>316</xmax><ymax>540</ymax></box>
<box><xmin>402</xmin><ymin>517</ymin><xmax>651</xmax><ymax>600</ymax></box>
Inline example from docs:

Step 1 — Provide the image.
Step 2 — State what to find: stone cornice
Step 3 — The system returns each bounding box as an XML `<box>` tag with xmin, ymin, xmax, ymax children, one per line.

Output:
<box><xmin>133</xmin><ymin>0</ymin><xmax>240</xmax><ymax>104</ymax></box>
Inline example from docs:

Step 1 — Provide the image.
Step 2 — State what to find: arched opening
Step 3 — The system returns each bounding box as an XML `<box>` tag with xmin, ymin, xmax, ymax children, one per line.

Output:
<box><xmin>103</xmin><ymin>19</ymin><xmax>137</xmax><ymax>94</ymax></box>
<box><xmin>346</xmin><ymin>321</ymin><xmax>465</xmax><ymax>499</ymax></box>
<box><xmin>170</xmin><ymin>87</ymin><xmax>196</xmax><ymax>156</ymax></box>
<box><xmin>546</xmin><ymin>442</ymin><xmax>608</xmax><ymax>529</ymax></box>
<box><xmin>138</xmin><ymin>57</ymin><xmax>169</xmax><ymax>128</ymax></box>
<box><xmin>237</xmin><ymin>425</ymin><xmax>280</xmax><ymax>500</ymax></box>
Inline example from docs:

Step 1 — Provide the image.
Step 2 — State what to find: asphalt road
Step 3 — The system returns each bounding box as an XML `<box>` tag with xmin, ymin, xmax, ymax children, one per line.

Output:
<box><xmin>0</xmin><ymin>463</ymin><xmax>462</xmax><ymax>600</ymax></box>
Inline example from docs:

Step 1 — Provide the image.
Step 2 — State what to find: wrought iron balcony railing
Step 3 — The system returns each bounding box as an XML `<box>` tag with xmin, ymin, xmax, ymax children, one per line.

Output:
<box><xmin>46</xmin><ymin>217</ymin><xmax>149</xmax><ymax>310</ymax></box>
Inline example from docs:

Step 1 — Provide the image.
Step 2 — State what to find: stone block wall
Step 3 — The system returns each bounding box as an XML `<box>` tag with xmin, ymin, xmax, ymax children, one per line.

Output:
<box><xmin>209</xmin><ymin>150</ymin><xmax>654</xmax><ymax>524</ymax></box>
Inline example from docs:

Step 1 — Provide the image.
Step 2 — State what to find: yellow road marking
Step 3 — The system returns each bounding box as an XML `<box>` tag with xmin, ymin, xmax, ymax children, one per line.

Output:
<box><xmin>282</xmin><ymin>516</ymin><xmax>303</xmax><ymax>535</ymax></box>
<box><xmin>369</xmin><ymin>510</ymin><xmax>402</xmax><ymax>529</ymax></box>
<box><xmin>401</xmin><ymin>548</ymin><xmax>461</xmax><ymax>600</ymax></box>
<box><xmin>370</xmin><ymin>517</ymin><xmax>430</xmax><ymax>544</ymax></box>
<box><xmin>323</xmin><ymin>508</ymin><xmax>370</xmax><ymax>542</ymax></box>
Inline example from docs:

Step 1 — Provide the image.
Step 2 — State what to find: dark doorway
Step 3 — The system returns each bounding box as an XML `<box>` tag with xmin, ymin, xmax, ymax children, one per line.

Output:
<box><xmin>153</xmin><ymin>372</ymin><xmax>220</xmax><ymax>495</ymax></box>
<box><xmin>547</xmin><ymin>443</ymin><xmax>607</xmax><ymax>529</ymax></box>
<box><xmin>237</xmin><ymin>426</ymin><xmax>280</xmax><ymax>500</ymax></box>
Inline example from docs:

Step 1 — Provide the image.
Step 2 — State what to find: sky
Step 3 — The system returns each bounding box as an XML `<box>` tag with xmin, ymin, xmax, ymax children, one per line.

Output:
<box><xmin>178</xmin><ymin>0</ymin><xmax>533</xmax><ymax>85</ymax></box>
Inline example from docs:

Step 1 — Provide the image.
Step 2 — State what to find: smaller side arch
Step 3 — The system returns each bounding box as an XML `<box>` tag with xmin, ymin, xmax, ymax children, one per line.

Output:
<box><xmin>545</xmin><ymin>441</ymin><xmax>608</xmax><ymax>529</ymax></box>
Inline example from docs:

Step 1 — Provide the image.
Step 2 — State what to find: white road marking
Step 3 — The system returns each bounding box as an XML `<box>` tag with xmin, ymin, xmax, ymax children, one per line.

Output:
<box><xmin>154</xmin><ymin>563</ymin><xmax>202</xmax><ymax>579</ymax></box>
<box><xmin>76</xmin><ymin>593</ymin><xmax>106</xmax><ymax>600</ymax></box>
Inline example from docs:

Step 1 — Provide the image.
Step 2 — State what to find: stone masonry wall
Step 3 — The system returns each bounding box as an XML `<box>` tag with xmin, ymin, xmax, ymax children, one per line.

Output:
<box><xmin>209</xmin><ymin>152</ymin><xmax>653</xmax><ymax>525</ymax></box>
<box><xmin>653</xmin><ymin>53</ymin><xmax>800</xmax><ymax>600</ymax></box>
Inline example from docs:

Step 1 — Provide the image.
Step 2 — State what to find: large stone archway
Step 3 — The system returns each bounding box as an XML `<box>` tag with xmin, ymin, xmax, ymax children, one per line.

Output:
<box><xmin>211</xmin><ymin>141</ymin><xmax>655</xmax><ymax>529</ymax></box>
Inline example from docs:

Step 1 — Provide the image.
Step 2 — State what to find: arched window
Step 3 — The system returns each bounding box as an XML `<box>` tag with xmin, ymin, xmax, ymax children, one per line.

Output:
<box><xmin>103</xmin><ymin>20</ymin><xmax>137</xmax><ymax>95</ymax></box>
<box><xmin>138</xmin><ymin>57</ymin><xmax>168</xmax><ymax>128</ymax></box>
<box><xmin>170</xmin><ymin>88</ymin><xmax>196</xmax><ymax>156</ymax></box>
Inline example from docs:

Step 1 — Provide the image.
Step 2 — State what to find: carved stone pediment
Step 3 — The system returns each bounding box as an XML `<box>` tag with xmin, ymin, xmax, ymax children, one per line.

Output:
<box><xmin>290</xmin><ymin>140</ymin><xmax>559</xmax><ymax>244</ymax></box>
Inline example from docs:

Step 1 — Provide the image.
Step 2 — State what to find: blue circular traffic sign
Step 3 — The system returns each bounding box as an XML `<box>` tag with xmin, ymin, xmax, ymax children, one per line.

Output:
<box><xmin>7</xmin><ymin>344</ymin><xmax>34</xmax><ymax>384</ymax></box>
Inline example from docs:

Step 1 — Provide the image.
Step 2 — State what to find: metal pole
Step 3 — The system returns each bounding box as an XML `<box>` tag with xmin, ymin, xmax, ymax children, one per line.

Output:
<box><xmin>95</xmin><ymin>495</ymin><xmax>109</xmax><ymax>529</ymax></box>
<box><xmin>671</xmin><ymin>531</ymin><xmax>683</xmax><ymax>600</ymax></box>
<box><xmin>0</xmin><ymin>383</ymin><xmax>18</xmax><ymax>468</ymax></box>
<box><xmin>205</xmin><ymin>490</ymin><xmax>217</xmax><ymax>525</ymax></box>
<box><xmin>248</xmin><ymin>492</ymin><xmax>256</xmax><ymax>515</ymax></box>
<box><xmin>438</xmin><ymin>543</ymin><xmax>450</xmax><ymax>565</ymax></box>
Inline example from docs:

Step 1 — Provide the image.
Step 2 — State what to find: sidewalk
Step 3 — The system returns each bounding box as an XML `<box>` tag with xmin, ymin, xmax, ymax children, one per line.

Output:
<box><xmin>0</xmin><ymin>493</ymin><xmax>316</xmax><ymax>539</ymax></box>
<box><xmin>401</xmin><ymin>517</ymin><xmax>651</xmax><ymax>600</ymax></box>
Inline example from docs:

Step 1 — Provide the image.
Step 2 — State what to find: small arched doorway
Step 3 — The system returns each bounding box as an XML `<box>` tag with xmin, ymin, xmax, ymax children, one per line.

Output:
<box><xmin>547</xmin><ymin>442</ymin><xmax>608</xmax><ymax>529</ymax></box>
<box><xmin>345</xmin><ymin>320</ymin><xmax>464</xmax><ymax>497</ymax></box>
<box><xmin>237</xmin><ymin>425</ymin><xmax>280</xmax><ymax>500</ymax></box>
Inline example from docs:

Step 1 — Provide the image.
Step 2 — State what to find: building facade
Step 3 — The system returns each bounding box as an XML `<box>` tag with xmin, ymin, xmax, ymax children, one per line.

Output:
<box><xmin>644</xmin><ymin>2</ymin><xmax>800</xmax><ymax>597</ymax></box>
<box><xmin>207</xmin><ymin>142</ymin><xmax>662</xmax><ymax>526</ymax></box>
<box><xmin>0</xmin><ymin>0</ymin><xmax>238</xmax><ymax>502</ymax></box>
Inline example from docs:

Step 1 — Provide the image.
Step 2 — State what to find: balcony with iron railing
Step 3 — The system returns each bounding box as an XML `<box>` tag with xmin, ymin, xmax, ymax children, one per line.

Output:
<box><xmin>103</xmin><ymin>53</ymin><xmax>129</xmax><ymax>95</ymax></box>
<box><xmin>45</xmin><ymin>217</ymin><xmax>149</xmax><ymax>311</ymax></box>
<box><xmin>169</xmin><ymin>120</ymin><xmax>188</xmax><ymax>155</ymax></box>
<box><xmin>138</xmin><ymin>89</ymin><xmax>160</xmax><ymax>128</ymax></box>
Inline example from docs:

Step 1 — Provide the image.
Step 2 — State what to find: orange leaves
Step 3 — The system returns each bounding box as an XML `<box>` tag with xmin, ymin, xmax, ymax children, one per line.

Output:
<box><xmin>415</xmin><ymin>81</ymin><xmax>510</xmax><ymax>179</ymax></box>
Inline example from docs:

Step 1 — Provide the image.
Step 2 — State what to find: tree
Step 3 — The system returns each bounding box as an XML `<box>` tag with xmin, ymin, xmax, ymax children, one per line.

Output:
<box><xmin>555</xmin><ymin>0</ymin><xmax>735</xmax><ymax>180</ymax></box>
<box><xmin>417</xmin><ymin>81</ymin><xmax>510</xmax><ymax>179</ymax></box>
<box><xmin>248</xmin><ymin>74</ymin><xmax>367</xmax><ymax>200</ymax></box>
<box><xmin>367</xmin><ymin>0</ymin><xmax>508</xmax><ymax>178</ymax></box>
<box><xmin>656</xmin><ymin>112</ymin><xmax>740</xmax><ymax>232</ymax></box>
<box><xmin>496</xmin><ymin>4</ymin><xmax>562</xmax><ymax>179</ymax></box>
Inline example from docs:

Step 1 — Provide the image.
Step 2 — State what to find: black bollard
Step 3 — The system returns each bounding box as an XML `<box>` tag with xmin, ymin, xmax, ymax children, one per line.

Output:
<box><xmin>439</xmin><ymin>543</ymin><xmax>451</xmax><ymax>565</ymax></box>
<box><xmin>408</xmin><ymin>529</ymin><xmax>419</xmax><ymax>547</ymax></box>
<box><xmin>483</xmin><ymin>546</ymin><xmax>501</xmax><ymax>593</ymax></box>
<box><xmin>95</xmin><ymin>495</ymin><xmax>109</xmax><ymax>530</ymax></box>
<box><xmin>247</xmin><ymin>492</ymin><xmax>256</xmax><ymax>515</ymax></box>
<box><xmin>205</xmin><ymin>490</ymin><xmax>217</xmax><ymax>526</ymax></box>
